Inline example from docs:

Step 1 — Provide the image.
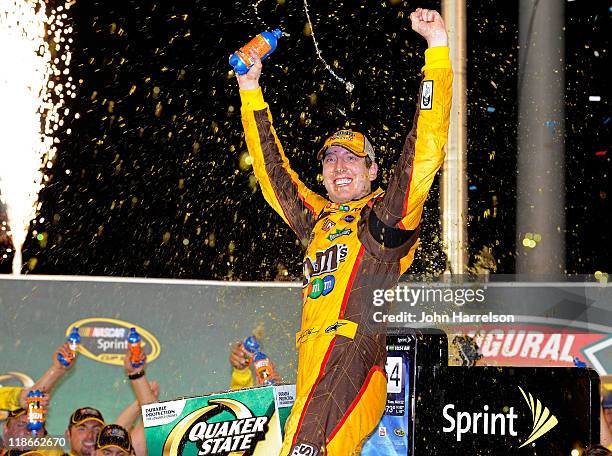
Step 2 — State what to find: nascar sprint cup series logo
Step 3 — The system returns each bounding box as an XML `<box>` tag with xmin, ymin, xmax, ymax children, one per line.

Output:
<box><xmin>68</xmin><ymin>318</ymin><xmax>161</xmax><ymax>365</ymax></box>
<box><xmin>159</xmin><ymin>399</ymin><xmax>269</xmax><ymax>456</ymax></box>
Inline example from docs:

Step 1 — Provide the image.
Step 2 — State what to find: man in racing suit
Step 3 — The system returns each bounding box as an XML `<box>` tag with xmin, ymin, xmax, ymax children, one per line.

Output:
<box><xmin>236</xmin><ymin>8</ymin><xmax>452</xmax><ymax>455</ymax></box>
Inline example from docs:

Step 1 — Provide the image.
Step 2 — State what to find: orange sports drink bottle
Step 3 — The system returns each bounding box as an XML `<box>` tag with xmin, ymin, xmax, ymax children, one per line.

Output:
<box><xmin>128</xmin><ymin>327</ymin><xmax>144</xmax><ymax>368</ymax></box>
<box><xmin>229</xmin><ymin>28</ymin><xmax>283</xmax><ymax>75</ymax></box>
<box><xmin>57</xmin><ymin>327</ymin><xmax>80</xmax><ymax>367</ymax></box>
<box><xmin>26</xmin><ymin>390</ymin><xmax>45</xmax><ymax>436</ymax></box>
<box><xmin>253</xmin><ymin>351</ymin><xmax>276</xmax><ymax>385</ymax></box>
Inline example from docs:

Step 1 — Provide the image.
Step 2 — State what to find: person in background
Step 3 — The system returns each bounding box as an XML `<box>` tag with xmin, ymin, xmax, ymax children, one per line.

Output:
<box><xmin>122</xmin><ymin>351</ymin><xmax>160</xmax><ymax>456</ymax></box>
<box><xmin>60</xmin><ymin>377</ymin><xmax>158</xmax><ymax>456</ymax></box>
<box><xmin>1</xmin><ymin>344</ymin><xmax>76</xmax><ymax>456</ymax></box>
<box><xmin>0</xmin><ymin>408</ymin><xmax>63</xmax><ymax>456</ymax></box>
<box><xmin>2</xmin><ymin>408</ymin><xmax>41</xmax><ymax>455</ymax></box>
<box><xmin>63</xmin><ymin>408</ymin><xmax>105</xmax><ymax>456</ymax></box>
<box><xmin>228</xmin><ymin>341</ymin><xmax>281</xmax><ymax>390</ymax></box>
<box><xmin>93</xmin><ymin>425</ymin><xmax>133</xmax><ymax>456</ymax></box>
<box><xmin>229</xmin><ymin>342</ymin><xmax>255</xmax><ymax>390</ymax></box>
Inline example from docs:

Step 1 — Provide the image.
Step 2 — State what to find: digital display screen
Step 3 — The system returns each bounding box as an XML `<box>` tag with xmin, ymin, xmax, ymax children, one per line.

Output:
<box><xmin>362</xmin><ymin>339</ymin><xmax>413</xmax><ymax>455</ymax></box>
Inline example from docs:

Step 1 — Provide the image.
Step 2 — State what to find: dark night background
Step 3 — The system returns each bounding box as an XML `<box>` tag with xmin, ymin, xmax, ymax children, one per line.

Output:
<box><xmin>0</xmin><ymin>0</ymin><xmax>609</xmax><ymax>279</ymax></box>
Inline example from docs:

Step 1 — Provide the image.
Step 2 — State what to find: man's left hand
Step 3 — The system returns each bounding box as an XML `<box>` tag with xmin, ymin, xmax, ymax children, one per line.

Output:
<box><xmin>124</xmin><ymin>350</ymin><xmax>147</xmax><ymax>375</ymax></box>
<box><xmin>410</xmin><ymin>8</ymin><xmax>448</xmax><ymax>48</ymax></box>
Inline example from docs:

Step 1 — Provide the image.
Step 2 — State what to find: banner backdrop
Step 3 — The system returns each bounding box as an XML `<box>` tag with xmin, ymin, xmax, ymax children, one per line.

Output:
<box><xmin>1</xmin><ymin>276</ymin><xmax>610</xmax><ymax>437</ymax></box>
<box><xmin>0</xmin><ymin>276</ymin><xmax>301</xmax><ymax>435</ymax></box>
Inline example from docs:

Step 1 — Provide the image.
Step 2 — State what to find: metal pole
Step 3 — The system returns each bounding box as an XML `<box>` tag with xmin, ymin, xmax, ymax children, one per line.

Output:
<box><xmin>517</xmin><ymin>0</ymin><xmax>566</xmax><ymax>278</ymax></box>
<box><xmin>441</xmin><ymin>0</ymin><xmax>468</xmax><ymax>276</ymax></box>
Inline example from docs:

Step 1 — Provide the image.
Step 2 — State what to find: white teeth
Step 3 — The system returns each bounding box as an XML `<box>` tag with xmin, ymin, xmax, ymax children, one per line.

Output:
<box><xmin>335</xmin><ymin>178</ymin><xmax>352</xmax><ymax>187</ymax></box>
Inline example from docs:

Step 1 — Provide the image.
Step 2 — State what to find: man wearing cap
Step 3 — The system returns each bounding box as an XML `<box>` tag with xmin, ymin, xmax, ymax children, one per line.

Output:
<box><xmin>0</xmin><ymin>408</ymin><xmax>62</xmax><ymax>456</ymax></box>
<box><xmin>236</xmin><ymin>7</ymin><xmax>451</xmax><ymax>456</ymax></box>
<box><xmin>1</xmin><ymin>408</ymin><xmax>37</xmax><ymax>455</ymax></box>
<box><xmin>1</xmin><ymin>343</ymin><xmax>76</xmax><ymax>456</ymax></box>
<box><xmin>63</xmin><ymin>408</ymin><xmax>105</xmax><ymax>456</ymax></box>
<box><xmin>93</xmin><ymin>425</ymin><xmax>132</xmax><ymax>456</ymax></box>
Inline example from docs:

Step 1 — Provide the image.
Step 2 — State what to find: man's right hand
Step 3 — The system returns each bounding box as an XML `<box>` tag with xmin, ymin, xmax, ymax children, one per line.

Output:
<box><xmin>124</xmin><ymin>350</ymin><xmax>147</xmax><ymax>375</ymax></box>
<box><xmin>229</xmin><ymin>342</ymin><xmax>249</xmax><ymax>370</ymax></box>
<box><xmin>235</xmin><ymin>50</ymin><xmax>262</xmax><ymax>91</ymax></box>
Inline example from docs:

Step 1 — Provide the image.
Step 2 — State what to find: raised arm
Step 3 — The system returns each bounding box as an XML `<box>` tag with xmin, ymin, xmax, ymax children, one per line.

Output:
<box><xmin>123</xmin><ymin>351</ymin><xmax>156</xmax><ymax>406</ymax></box>
<box><xmin>237</xmin><ymin>51</ymin><xmax>328</xmax><ymax>242</ymax></box>
<box><xmin>374</xmin><ymin>9</ymin><xmax>452</xmax><ymax>232</ymax></box>
<box><xmin>17</xmin><ymin>343</ymin><xmax>75</xmax><ymax>408</ymax></box>
<box><xmin>113</xmin><ymin>400</ymin><xmax>141</xmax><ymax>429</ymax></box>
<box><xmin>121</xmin><ymin>353</ymin><xmax>158</xmax><ymax>456</ymax></box>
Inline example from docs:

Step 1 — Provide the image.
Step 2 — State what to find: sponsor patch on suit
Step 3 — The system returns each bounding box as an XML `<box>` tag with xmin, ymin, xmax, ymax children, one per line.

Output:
<box><xmin>291</xmin><ymin>443</ymin><xmax>318</xmax><ymax>455</ymax></box>
<box><xmin>420</xmin><ymin>80</ymin><xmax>433</xmax><ymax>110</ymax></box>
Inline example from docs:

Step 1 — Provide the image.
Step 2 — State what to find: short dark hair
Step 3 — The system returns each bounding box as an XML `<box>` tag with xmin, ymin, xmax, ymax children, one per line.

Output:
<box><xmin>583</xmin><ymin>445</ymin><xmax>612</xmax><ymax>456</ymax></box>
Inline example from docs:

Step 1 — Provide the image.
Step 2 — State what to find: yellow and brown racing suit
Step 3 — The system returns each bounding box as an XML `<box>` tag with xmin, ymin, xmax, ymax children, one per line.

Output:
<box><xmin>240</xmin><ymin>46</ymin><xmax>452</xmax><ymax>456</ymax></box>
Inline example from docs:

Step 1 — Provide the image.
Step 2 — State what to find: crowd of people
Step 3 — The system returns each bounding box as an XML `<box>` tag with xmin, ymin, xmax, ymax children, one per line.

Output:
<box><xmin>1</xmin><ymin>342</ymin><xmax>612</xmax><ymax>455</ymax></box>
<box><xmin>0</xmin><ymin>338</ymin><xmax>280</xmax><ymax>456</ymax></box>
<box><xmin>0</xmin><ymin>343</ymin><xmax>154</xmax><ymax>456</ymax></box>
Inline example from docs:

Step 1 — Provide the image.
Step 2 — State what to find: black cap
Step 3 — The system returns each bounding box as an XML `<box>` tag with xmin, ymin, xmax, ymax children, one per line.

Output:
<box><xmin>69</xmin><ymin>407</ymin><xmax>105</xmax><ymax>427</ymax></box>
<box><xmin>96</xmin><ymin>424</ymin><xmax>132</xmax><ymax>454</ymax></box>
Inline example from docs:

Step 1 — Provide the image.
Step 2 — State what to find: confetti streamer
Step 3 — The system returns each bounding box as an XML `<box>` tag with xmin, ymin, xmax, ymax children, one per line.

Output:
<box><xmin>303</xmin><ymin>0</ymin><xmax>354</xmax><ymax>93</ymax></box>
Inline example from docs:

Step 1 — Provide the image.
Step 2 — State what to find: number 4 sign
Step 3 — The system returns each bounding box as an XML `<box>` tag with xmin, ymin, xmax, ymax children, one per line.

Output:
<box><xmin>385</xmin><ymin>356</ymin><xmax>403</xmax><ymax>394</ymax></box>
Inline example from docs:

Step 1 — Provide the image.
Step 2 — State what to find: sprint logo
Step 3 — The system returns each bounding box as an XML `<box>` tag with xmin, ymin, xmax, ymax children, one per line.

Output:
<box><xmin>517</xmin><ymin>386</ymin><xmax>558</xmax><ymax>448</ymax></box>
<box><xmin>442</xmin><ymin>386</ymin><xmax>558</xmax><ymax>446</ymax></box>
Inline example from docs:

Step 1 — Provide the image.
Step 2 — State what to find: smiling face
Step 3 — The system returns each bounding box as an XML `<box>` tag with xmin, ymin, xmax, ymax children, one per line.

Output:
<box><xmin>322</xmin><ymin>146</ymin><xmax>378</xmax><ymax>203</ymax></box>
<box><xmin>68</xmin><ymin>420</ymin><xmax>104</xmax><ymax>456</ymax></box>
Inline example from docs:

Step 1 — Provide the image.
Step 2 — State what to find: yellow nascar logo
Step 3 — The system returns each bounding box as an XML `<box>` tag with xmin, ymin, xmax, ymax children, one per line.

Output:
<box><xmin>517</xmin><ymin>386</ymin><xmax>558</xmax><ymax>448</ymax></box>
<box><xmin>68</xmin><ymin>318</ymin><xmax>161</xmax><ymax>366</ymax></box>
